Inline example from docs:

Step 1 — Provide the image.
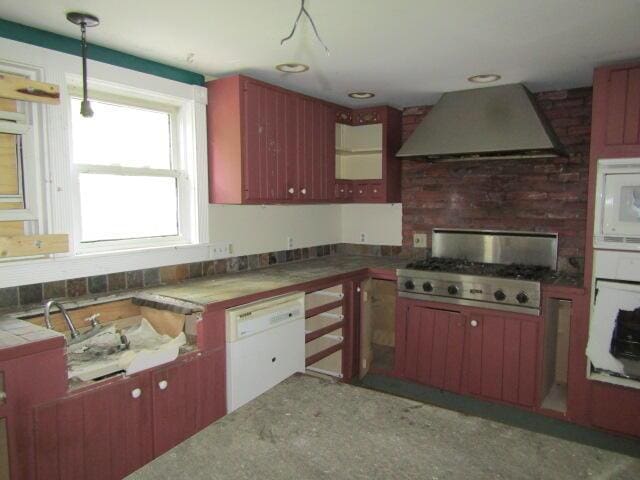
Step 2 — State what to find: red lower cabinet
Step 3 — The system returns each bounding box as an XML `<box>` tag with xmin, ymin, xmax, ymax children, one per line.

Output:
<box><xmin>464</xmin><ymin>313</ymin><xmax>538</xmax><ymax>407</ymax></box>
<box><xmin>403</xmin><ymin>305</ymin><xmax>465</xmax><ymax>393</ymax></box>
<box><xmin>398</xmin><ymin>300</ymin><xmax>540</xmax><ymax>408</ymax></box>
<box><xmin>33</xmin><ymin>349</ymin><xmax>225</xmax><ymax>480</ymax></box>
<box><xmin>590</xmin><ymin>382</ymin><xmax>640</xmax><ymax>437</ymax></box>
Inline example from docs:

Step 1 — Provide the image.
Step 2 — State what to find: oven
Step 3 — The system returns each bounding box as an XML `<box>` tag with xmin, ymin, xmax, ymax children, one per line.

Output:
<box><xmin>587</xmin><ymin>279</ymin><xmax>640</xmax><ymax>386</ymax></box>
<box><xmin>594</xmin><ymin>158</ymin><xmax>640</xmax><ymax>250</ymax></box>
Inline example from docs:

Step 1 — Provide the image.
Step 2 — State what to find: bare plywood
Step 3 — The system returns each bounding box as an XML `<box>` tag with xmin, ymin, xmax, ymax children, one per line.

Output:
<box><xmin>140</xmin><ymin>306</ymin><xmax>186</xmax><ymax>338</ymax></box>
<box><xmin>0</xmin><ymin>73</ymin><xmax>60</xmax><ymax>105</ymax></box>
<box><xmin>0</xmin><ymin>234</ymin><xmax>69</xmax><ymax>258</ymax></box>
<box><xmin>27</xmin><ymin>299</ymin><xmax>142</xmax><ymax>333</ymax></box>
<box><xmin>0</xmin><ymin>133</ymin><xmax>19</xmax><ymax>195</ymax></box>
<box><xmin>0</xmin><ymin>202</ymin><xmax>24</xmax><ymax>236</ymax></box>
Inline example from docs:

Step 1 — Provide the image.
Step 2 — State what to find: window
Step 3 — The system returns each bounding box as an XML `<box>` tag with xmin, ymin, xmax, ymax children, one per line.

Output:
<box><xmin>69</xmin><ymin>91</ymin><xmax>191</xmax><ymax>252</ymax></box>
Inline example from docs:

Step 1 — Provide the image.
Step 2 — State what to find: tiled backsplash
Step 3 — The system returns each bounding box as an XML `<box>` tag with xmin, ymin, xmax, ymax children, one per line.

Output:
<box><xmin>0</xmin><ymin>243</ymin><xmax>403</xmax><ymax>312</ymax></box>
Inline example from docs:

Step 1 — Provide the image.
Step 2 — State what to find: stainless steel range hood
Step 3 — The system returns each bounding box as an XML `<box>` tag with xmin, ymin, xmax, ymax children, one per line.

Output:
<box><xmin>396</xmin><ymin>83</ymin><xmax>564</xmax><ymax>160</ymax></box>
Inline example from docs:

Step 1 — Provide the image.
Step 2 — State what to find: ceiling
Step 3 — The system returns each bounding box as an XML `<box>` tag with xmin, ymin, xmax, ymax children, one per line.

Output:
<box><xmin>2</xmin><ymin>0</ymin><xmax>640</xmax><ymax>107</ymax></box>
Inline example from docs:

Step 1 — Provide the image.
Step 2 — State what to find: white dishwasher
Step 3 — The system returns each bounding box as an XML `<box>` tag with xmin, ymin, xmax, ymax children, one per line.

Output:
<box><xmin>225</xmin><ymin>292</ymin><xmax>305</xmax><ymax>412</ymax></box>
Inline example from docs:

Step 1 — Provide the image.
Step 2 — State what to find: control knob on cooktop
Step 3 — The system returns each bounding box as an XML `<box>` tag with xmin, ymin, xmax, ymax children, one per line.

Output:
<box><xmin>422</xmin><ymin>281</ymin><xmax>433</xmax><ymax>292</ymax></box>
<box><xmin>404</xmin><ymin>280</ymin><xmax>415</xmax><ymax>290</ymax></box>
<box><xmin>447</xmin><ymin>285</ymin><xmax>459</xmax><ymax>295</ymax></box>
<box><xmin>516</xmin><ymin>291</ymin><xmax>529</xmax><ymax>304</ymax></box>
<box><xmin>494</xmin><ymin>289</ymin><xmax>506</xmax><ymax>301</ymax></box>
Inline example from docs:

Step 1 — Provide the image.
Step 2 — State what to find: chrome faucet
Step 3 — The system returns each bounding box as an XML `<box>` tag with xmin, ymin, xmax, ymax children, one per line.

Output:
<box><xmin>43</xmin><ymin>300</ymin><xmax>80</xmax><ymax>339</ymax></box>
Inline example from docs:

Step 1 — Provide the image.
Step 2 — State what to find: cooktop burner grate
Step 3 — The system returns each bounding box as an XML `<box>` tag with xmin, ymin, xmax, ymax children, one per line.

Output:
<box><xmin>406</xmin><ymin>257</ymin><xmax>556</xmax><ymax>281</ymax></box>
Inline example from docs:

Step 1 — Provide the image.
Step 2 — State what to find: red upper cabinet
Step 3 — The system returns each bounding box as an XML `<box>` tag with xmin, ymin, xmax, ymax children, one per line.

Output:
<box><xmin>207</xmin><ymin>75</ymin><xmax>335</xmax><ymax>204</ymax></box>
<box><xmin>591</xmin><ymin>63</ymin><xmax>640</xmax><ymax>159</ymax></box>
<box><xmin>207</xmin><ymin>74</ymin><xmax>400</xmax><ymax>204</ymax></box>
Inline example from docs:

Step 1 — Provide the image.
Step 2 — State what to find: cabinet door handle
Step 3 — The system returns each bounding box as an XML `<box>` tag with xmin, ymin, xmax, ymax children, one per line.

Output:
<box><xmin>131</xmin><ymin>388</ymin><xmax>142</xmax><ymax>399</ymax></box>
<box><xmin>373</xmin><ymin>189</ymin><xmax>378</xmax><ymax>193</ymax></box>
<box><xmin>301</xmin><ymin>188</ymin><xmax>307</xmax><ymax>195</ymax></box>
<box><xmin>470</xmin><ymin>319</ymin><xmax>478</xmax><ymax>327</ymax></box>
<box><xmin>288</xmin><ymin>187</ymin><xmax>295</xmax><ymax>194</ymax></box>
<box><xmin>158</xmin><ymin>380</ymin><xmax>168</xmax><ymax>390</ymax></box>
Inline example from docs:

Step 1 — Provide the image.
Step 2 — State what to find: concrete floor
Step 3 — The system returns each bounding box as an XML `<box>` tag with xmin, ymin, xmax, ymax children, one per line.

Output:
<box><xmin>129</xmin><ymin>374</ymin><xmax>640</xmax><ymax>480</ymax></box>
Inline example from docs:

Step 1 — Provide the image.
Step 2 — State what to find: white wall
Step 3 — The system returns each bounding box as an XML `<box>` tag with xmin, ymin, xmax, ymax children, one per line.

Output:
<box><xmin>340</xmin><ymin>204</ymin><xmax>403</xmax><ymax>245</ymax></box>
<box><xmin>209</xmin><ymin>203</ymin><xmax>402</xmax><ymax>256</ymax></box>
<box><xmin>209</xmin><ymin>205</ymin><xmax>341</xmax><ymax>256</ymax></box>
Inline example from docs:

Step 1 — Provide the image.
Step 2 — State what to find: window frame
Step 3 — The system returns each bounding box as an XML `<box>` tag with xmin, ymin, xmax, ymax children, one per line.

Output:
<box><xmin>0</xmin><ymin>38</ymin><xmax>209</xmax><ymax>288</ymax></box>
<box><xmin>0</xmin><ymin>61</ymin><xmax>46</xmax><ymax>226</ymax></box>
<box><xmin>67</xmin><ymin>86</ymin><xmax>191</xmax><ymax>253</ymax></box>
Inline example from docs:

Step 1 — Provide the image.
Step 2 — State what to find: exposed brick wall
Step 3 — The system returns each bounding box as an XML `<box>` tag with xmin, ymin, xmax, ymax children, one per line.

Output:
<box><xmin>401</xmin><ymin>87</ymin><xmax>592</xmax><ymax>273</ymax></box>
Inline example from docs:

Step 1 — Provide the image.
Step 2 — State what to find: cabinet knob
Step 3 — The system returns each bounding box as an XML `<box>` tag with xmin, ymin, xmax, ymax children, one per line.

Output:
<box><xmin>131</xmin><ymin>388</ymin><xmax>142</xmax><ymax>399</ymax></box>
<box><xmin>340</xmin><ymin>188</ymin><xmax>345</xmax><ymax>193</ymax></box>
<box><xmin>359</xmin><ymin>189</ymin><xmax>364</xmax><ymax>194</ymax></box>
<box><xmin>470</xmin><ymin>319</ymin><xmax>478</xmax><ymax>327</ymax></box>
<box><xmin>288</xmin><ymin>187</ymin><xmax>295</xmax><ymax>194</ymax></box>
<box><xmin>301</xmin><ymin>188</ymin><xmax>307</xmax><ymax>195</ymax></box>
<box><xmin>158</xmin><ymin>380</ymin><xmax>168</xmax><ymax>390</ymax></box>
<box><xmin>373</xmin><ymin>189</ymin><xmax>378</xmax><ymax>193</ymax></box>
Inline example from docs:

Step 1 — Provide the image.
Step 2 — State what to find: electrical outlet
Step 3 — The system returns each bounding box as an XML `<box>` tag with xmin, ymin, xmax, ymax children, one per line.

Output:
<box><xmin>413</xmin><ymin>233</ymin><xmax>427</xmax><ymax>248</ymax></box>
<box><xmin>210</xmin><ymin>242</ymin><xmax>232</xmax><ymax>259</ymax></box>
<box><xmin>360</xmin><ymin>232</ymin><xmax>367</xmax><ymax>243</ymax></box>
<box><xmin>287</xmin><ymin>237</ymin><xmax>294</xmax><ymax>249</ymax></box>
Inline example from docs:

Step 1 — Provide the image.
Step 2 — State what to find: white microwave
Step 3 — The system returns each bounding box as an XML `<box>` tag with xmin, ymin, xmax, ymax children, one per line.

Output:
<box><xmin>594</xmin><ymin>158</ymin><xmax>640</xmax><ymax>250</ymax></box>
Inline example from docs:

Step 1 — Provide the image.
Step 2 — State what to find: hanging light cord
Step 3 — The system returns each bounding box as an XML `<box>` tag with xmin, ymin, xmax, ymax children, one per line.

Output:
<box><xmin>280</xmin><ymin>0</ymin><xmax>330</xmax><ymax>55</ymax></box>
<box><xmin>79</xmin><ymin>21</ymin><xmax>92</xmax><ymax>117</ymax></box>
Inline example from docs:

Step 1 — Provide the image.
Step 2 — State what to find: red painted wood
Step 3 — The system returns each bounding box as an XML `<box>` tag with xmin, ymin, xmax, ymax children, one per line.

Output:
<box><xmin>590</xmin><ymin>63</ymin><xmax>640</xmax><ymax>160</ymax></box>
<box><xmin>430</xmin><ymin>312</ymin><xmax>449</xmax><ymax>388</ymax></box>
<box><xmin>83</xmin><ymin>387</ymin><xmax>113</xmax><ymax>480</ymax></box>
<box><xmin>207</xmin><ymin>75</ymin><xmax>243</xmax><ymax>204</ymax></box>
<box><xmin>443</xmin><ymin>312</ymin><xmax>465</xmax><ymax>392</ymax></box>
<box><xmin>502</xmin><ymin>319</ymin><xmax>521</xmax><ymax>404</ymax></box>
<box><xmin>403</xmin><ymin>306</ymin><xmax>421</xmax><ymax>380</ymax></box>
<box><xmin>624</xmin><ymin>68</ymin><xmax>640</xmax><ymax>144</ymax></box>
<box><xmin>394</xmin><ymin>298</ymin><xmax>408</xmax><ymax>376</ymax></box>
<box><xmin>33</xmin><ymin>403</ymin><xmax>60</xmax><ymax>480</ymax></box>
<box><xmin>197</xmin><ymin>348</ymin><xmax>226</xmax><ymax>429</ymax></box>
<box><xmin>480</xmin><ymin>315</ymin><xmax>505</xmax><ymax>401</ymax></box>
<box><xmin>285</xmin><ymin>93</ymin><xmax>299</xmax><ymax>201</ymax></box>
<box><xmin>242</xmin><ymin>79</ymin><xmax>266</xmax><ymax>202</ymax></box>
<box><xmin>197</xmin><ymin>309</ymin><xmax>226</xmax><ymax>351</ymax></box>
<box><xmin>590</xmin><ymin>381</ymin><xmax>640</xmax><ymax>437</ymax></box>
<box><xmin>414</xmin><ymin>308</ymin><xmax>434</xmax><ymax>384</ymax></box>
<box><xmin>109</xmin><ymin>375</ymin><xmax>154</xmax><ymax>479</ymax></box>
<box><xmin>56</xmin><ymin>395</ymin><xmax>85</xmax><ymax>480</ymax></box>
<box><xmin>518</xmin><ymin>319</ymin><xmax>538</xmax><ymax>407</ymax></box>
<box><xmin>465</xmin><ymin>314</ymin><xmax>483</xmax><ymax>396</ymax></box>
<box><xmin>345</xmin><ymin>281</ymin><xmax>360</xmax><ymax>381</ymax></box>
<box><xmin>152</xmin><ymin>356</ymin><xmax>200</xmax><ymax>456</ymax></box>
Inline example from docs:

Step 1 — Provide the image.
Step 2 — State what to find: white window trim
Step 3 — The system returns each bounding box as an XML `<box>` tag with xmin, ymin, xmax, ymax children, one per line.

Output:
<box><xmin>0</xmin><ymin>60</ymin><xmax>46</xmax><ymax>226</ymax></box>
<box><xmin>0</xmin><ymin>37</ymin><xmax>209</xmax><ymax>288</ymax></box>
<box><xmin>67</xmin><ymin>82</ymin><xmax>191</xmax><ymax>254</ymax></box>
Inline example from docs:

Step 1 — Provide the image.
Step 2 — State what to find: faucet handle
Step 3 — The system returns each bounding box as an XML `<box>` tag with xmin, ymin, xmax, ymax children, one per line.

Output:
<box><xmin>84</xmin><ymin>313</ymin><xmax>100</xmax><ymax>328</ymax></box>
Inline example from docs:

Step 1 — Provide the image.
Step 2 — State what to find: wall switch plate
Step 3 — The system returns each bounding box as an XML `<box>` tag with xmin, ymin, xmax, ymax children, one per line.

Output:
<box><xmin>287</xmin><ymin>237</ymin><xmax>294</xmax><ymax>249</ymax></box>
<box><xmin>210</xmin><ymin>242</ymin><xmax>232</xmax><ymax>259</ymax></box>
<box><xmin>360</xmin><ymin>232</ymin><xmax>367</xmax><ymax>243</ymax></box>
<box><xmin>413</xmin><ymin>233</ymin><xmax>427</xmax><ymax>248</ymax></box>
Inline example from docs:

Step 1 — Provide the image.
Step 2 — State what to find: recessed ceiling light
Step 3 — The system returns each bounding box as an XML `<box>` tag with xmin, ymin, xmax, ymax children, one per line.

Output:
<box><xmin>348</xmin><ymin>92</ymin><xmax>375</xmax><ymax>99</ymax></box>
<box><xmin>468</xmin><ymin>74</ymin><xmax>501</xmax><ymax>84</ymax></box>
<box><xmin>275</xmin><ymin>63</ymin><xmax>309</xmax><ymax>73</ymax></box>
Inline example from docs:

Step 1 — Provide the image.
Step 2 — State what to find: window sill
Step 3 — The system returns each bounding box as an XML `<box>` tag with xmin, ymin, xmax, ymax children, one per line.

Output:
<box><xmin>0</xmin><ymin>242</ymin><xmax>211</xmax><ymax>289</ymax></box>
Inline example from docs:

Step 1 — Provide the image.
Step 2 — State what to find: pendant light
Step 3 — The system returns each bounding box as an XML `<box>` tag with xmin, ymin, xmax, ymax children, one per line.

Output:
<box><xmin>66</xmin><ymin>12</ymin><xmax>100</xmax><ymax>117</ymax></box>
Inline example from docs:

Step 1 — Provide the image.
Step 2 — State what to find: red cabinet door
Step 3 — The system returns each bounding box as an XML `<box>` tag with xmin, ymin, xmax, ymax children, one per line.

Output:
<box><xmin>590</xmin><ymin>381</ymin><xmax>640</xmax><ymax>437</ymax></box>
<box><xmin>464</xmin><ymin>313</ymin><xmax>539</xmax><ymax>407</ymax></box>
<box><xmin>242</xmin><ymin>79</ymin><xmax>267</xmax><ymax>202</ymax></box>
<box><xmin>403</xmin><ymin>305</ymin><xmax>465</xmax><ymax>394</ymax></box>
<box><xmin>34</xmin><ymin>373</ymin><xmax>153</xmax><ymax>480</ymax></box>
<box><xmin>152</xmin><ymin>355</ymin><xmax>200</xmax><ymax>456</ymax></box>
<box><xmin>591</xmin><ymin>64</ymin><xmax>640</xmax><ymax>158</ymax></box>
<box><xmin>196</xmin><ymin>348</ymin><xmax>226</xmax><ymax>429</ymax></box>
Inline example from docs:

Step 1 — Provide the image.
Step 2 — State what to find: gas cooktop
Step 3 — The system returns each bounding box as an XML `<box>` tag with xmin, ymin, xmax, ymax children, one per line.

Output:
<box><xmin>397</xmin><ymin>257</ymin><xmax>555</xmax><ymax>316</ymax></box>
<box><xmin>405</xmin><ymin>257</ymin><xmax>558</xmax><ymax>282</ymax></box>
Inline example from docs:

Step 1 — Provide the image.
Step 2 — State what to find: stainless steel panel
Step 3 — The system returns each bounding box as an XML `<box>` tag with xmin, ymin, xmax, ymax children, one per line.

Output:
<box><xmin>397</xmin><ymin>291</ymin><xmax>540</xmax><ymax>316</ymax></box>
<box><xmin>432</xmin><ymin>228</ymin><xmax>558</xmax><ymax>269</ymax></box>
<box><xmin>396</xmin><ymin>83</ymin><xmax>564</xmax><ymax>159</ymax></box>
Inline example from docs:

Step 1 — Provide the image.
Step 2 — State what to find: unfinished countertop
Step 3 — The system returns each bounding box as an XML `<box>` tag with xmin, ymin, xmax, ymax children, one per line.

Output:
<box><xmin>146</xmin><ymin>255</ymin><xmax>405</xmax><ymax>307</ymax></box>
<box><xmin>127</xmin><ymin>374</ymin><xmax>639</xmax><ymax>480</ymax></box>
